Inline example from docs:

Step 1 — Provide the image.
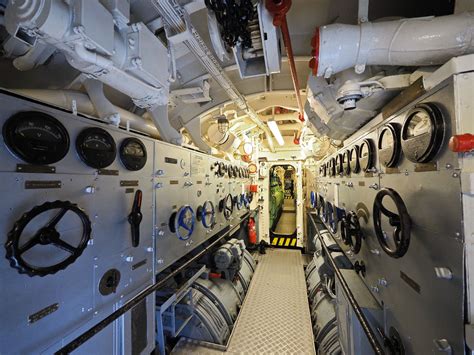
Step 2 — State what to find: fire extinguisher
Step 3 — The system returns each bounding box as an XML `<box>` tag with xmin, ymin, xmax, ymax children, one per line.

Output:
<box><xmin>248</xmin><ymin>217</ymin><xmax>257</xmax><ymax>245</ymax></box>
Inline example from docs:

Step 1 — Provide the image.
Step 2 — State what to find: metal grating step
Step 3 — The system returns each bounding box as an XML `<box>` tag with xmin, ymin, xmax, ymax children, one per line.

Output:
<box><xmin>172</xmin><ymin>249</ymin><xmax>315</xmax><ymax>354</ymax></box>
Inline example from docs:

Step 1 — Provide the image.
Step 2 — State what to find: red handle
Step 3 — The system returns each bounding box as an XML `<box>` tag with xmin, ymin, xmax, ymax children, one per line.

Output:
<box><xmin>449</xmin><ymin>134</ymin><xmax>474</xmax><ymax>152</ymax></box>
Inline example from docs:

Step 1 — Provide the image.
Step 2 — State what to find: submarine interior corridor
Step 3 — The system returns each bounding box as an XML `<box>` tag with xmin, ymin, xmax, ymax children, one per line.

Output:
<box><xmin>1</xmin><ymin>0</ymin><xmax>474</xmax><ymax>354</ymax></box>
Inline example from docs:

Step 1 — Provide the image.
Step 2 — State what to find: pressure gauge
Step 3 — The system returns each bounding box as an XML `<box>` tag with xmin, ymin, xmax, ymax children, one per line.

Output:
<box><xmin>343</xmin><ymin>149</ymin><xmax>351</xmax><ymax>176</ymax></box>
<box><xmin>349</xmin><ymin>145</ymin><xmax>361</xmax><ymax>174</ymax></box>
<box><xmin>76</xmin><ymin>127</ymin><xmax>116</xmax><ymax>169</ymax></box>
<box><xmin>119</xmin><ymin>138</ymin><xmax>147</xmax><ymax>171</ymax></box>
<box><xmin>329</xmin><ymin>158</ymin><xmax>336</xmax><ymax>177</ymax></box>
<box><xmin>248</xmin><ymin>163</ymin><xmax>257</xmax><ymax>174</ymax></box>
<box><xmin>3</xmin><ymin>111</ymin><xmax>70</xmax><ymax>165</ymax></box>
<box><xmin>335</xmin><ymin>154</ymin><xmax>344</xmax><ymax>175</ymax></box>
<box><xmin>378</xmin><ymin>123</ymin><xmax>402</xmax><ymax>168</ymax></box>
<box><xmin>401</xmin><ymin>103</ymin><xmax>445</xmax><ymax>163</ymax></box>
<box><xmin>359</xmin><ymin>139</ymin><xmax>375</xmax><ymax>173</ymax></box>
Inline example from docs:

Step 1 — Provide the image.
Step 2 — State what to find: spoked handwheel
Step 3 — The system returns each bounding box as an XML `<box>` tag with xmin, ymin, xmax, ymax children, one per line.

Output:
<box><xmin>341</xmin><ymin>210</ymin><xmax>363</xmax><ymax>254</ymax></box>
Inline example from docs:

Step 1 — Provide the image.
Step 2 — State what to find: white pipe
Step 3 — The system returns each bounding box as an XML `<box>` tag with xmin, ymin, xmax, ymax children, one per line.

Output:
<box><xmin>83</xmin><ymin>79</ymin><xmax>120</xmax><ymax>126</ymax></box>
<box><xmin>9</xmin><ymin>89</ymin><xmax>160</xmax><ymax>138</ymax></box>
<box><xmin>313</xmin><ymin>12</ymin><xmax>474</xmax><ymax>77</ymax></box>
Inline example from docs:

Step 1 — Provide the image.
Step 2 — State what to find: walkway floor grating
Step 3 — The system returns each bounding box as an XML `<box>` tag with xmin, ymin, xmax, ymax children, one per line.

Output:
<box><xmin>172</xmin><ymin>249</ymin><xmax>315</xmax><ymax>354</ymax></box>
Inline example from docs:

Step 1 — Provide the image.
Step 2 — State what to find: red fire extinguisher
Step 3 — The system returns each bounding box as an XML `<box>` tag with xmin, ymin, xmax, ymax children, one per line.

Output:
<box><xmin>248</xmin><ymin>217</ymin><xmax>257</xmax><ymax>245</ymax></box>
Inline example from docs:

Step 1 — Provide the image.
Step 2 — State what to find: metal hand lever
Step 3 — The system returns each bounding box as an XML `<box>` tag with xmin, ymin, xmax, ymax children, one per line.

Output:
<box><xmin>128</xmin><ymin>190</ymin><xmax>143</xmax><ymax>247</ymax></box>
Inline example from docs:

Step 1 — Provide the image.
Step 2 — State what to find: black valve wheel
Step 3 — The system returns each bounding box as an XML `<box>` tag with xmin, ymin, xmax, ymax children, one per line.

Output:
<box><xmin>5</xmin><ymin>201</ymin><xmax>92</xmax><ymax>277</ymax></box>
<box><xmin>219</xmin><ymin>194</ymin><xmax>234</xmax><ymax>220</ymax></box>
<box><xmin>341</xmin><ymin>211</ymin><xmax>363</xmax><ymax>254</ymax></box>
<box><xmin>373</xmin><ymin>188</ymin><xmax>411</xmax><ymax>258</ymax></box>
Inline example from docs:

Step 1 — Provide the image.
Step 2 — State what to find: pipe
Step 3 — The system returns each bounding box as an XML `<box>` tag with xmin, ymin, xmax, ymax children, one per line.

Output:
<box><xmin>266</xmin><ymin>0</ymin><xmax>305</xmax><ymax>122</ymax></box>
<box><xmin>310</xmin><ymin>12</ymin><xmax>474</xmax><ymax>77</ymax></box>
<box><xmin>152</xmin><ymin>0</ymin><xmax>276</xmax><ymax>152</ymax></box>
<box><xmin>9</xmin><ymin>89</ymin><xmax>160</xmax><ymax>138</ymax></box>
<box><xmin>83</xmin><ymin>79</ymin><xmax>120</xmax><ymax>126</ymax></box>
<box><xmin>148</xmin><ymin>105</ymin><xmax>183</xmax><ymax>145</ymax></box>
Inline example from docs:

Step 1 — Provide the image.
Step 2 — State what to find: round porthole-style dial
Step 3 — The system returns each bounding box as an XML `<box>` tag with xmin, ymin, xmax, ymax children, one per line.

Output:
<box><xmin>378</xmin><ymin>123</ymin><xmax>402</xmax><ymax>168</ymax></box>
<box><xmin>349</xmin><ymin>145</ymin><xmax>361</xmax><ymax>174</ymax></box>
<box><xmin>329</xmin><ymin>158</ymin><xmax>336</xmax><ymax>177</ymax></box>
<box><xmin>401</xmin><ymin>103</ymin><xmax>445</xmax><ymax>163</ymax></box>
<box><xmin>76</xmin><ymin>127</ymin><xmax>116</xmax><ymax>169</ymax></box>
<box><xmin>3</xmin><ymin>111</ymin><xmax>70</xmax><ymax>165</ymax></box>
<box><xmin>343</xmin><ymin>149</ymin><xmax>351</xmax><ymax>176</ymax></box>
<box><xmin>359</xmin><ymin>139</ymin><xmax>375</xmax><ymax>173</ymax></box>
<box><xmin>335</xmin><ymin>154</ymin><xmax>344</xmax><ymax>176</ymax></box>
<box><xmin>119</xmin><ymin>137</ymin><xmax>147</xmax><ymax>171</ymax></box>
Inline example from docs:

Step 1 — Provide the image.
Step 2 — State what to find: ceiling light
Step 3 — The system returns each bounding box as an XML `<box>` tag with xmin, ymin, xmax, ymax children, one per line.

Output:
<box><xmin>267</xmin><ymin>120</ymin><xmax>284</xmax><ymax>146</ymax></box>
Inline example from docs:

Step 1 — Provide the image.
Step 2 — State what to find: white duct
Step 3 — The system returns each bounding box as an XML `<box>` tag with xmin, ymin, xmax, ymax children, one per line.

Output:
<box><xmin>312</xmin><ymin>12</ymin><xmax>474</xmax><ymax>77</ymax></box>
<box><xmin>9</xmin><ymin>89</ymin><xmax>160</xmax><ymax>138</ymax></box>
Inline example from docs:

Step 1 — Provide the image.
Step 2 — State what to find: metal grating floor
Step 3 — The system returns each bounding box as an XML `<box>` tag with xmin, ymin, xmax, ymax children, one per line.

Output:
<box><xmin>172</xmin><ymin>249</ymin><xmax>315</xmax><ymax>354</ymax></box>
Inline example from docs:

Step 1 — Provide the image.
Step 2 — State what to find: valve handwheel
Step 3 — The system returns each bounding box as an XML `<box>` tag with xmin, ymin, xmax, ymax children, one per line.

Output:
<box><xmin>219</xmin><ymin>194</ymin><xmax>234</xmax><ymax>220</ymax></box>
<box><xmin>5</xmin><ymin>200</ymin><xmax>92</xmax><ymax>277</ymax></box>
<box><xmin>373</xmin><ymin>188</ymin><xmax>411</xmax><ymax>258</ymax></box>
<box><xmin>197</xmin><ymin>201</ymin><xmax>215</xmax><ymax>229</ymax></box>
<box><xmin>171</xmin><ymin>205</ymin><xmax>195</xmax><ymax>241</ymax></box>
<box><xmin>341</xmin><ymin>210</ymin><xmax>363</xmax><ymax>254</ymax></box>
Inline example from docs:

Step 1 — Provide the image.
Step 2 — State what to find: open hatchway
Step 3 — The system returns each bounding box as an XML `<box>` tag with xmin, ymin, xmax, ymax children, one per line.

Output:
<box><xmin>269</xmin><ymin>165</ymin><xmax>298</xmax><ymax>246</ymax></box>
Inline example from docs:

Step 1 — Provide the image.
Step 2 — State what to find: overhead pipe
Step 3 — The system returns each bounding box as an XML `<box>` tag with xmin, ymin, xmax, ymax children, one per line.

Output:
<box><xmin>265</xmin><ymin>0</ymin><xmax>305</xmax><ymax>123</ymax></box>
<box><xmin>310</xmin><ymin>12</ymin><xmax>474</xmax><ymax>78</ymax></box>
<box><xmin>9</xmin><ymin>89</ymin><xmax>160</xmax><ymax>139</ymax></box>
<box><xmin>152</xmin><ymin>0</ymin><xmax>275</xmax><ymax>152</ymax></box>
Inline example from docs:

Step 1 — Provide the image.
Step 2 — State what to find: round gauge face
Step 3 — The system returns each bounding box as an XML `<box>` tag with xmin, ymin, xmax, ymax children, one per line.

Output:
<box><xmin>218</xmin><ymin>162</ymin><xmax>226</xmax><ymax>176</ymax></box>
<box><xmin>344</xmin><ymin>150</ymin><xmax>351</xmax><ymax>175</ymax></box>
<box><xmin>378</xmin><ymin>123</ymin><xmax>401</xmax><ymax>168</ymax></box>
<box><xmin>249</xmin><ymin>163</ymin><xmax>257</xmax><ymax>174</ymax></box>
<box><xmin>335</xmin><ymin>154</ymin><xmax>344</xmax><ymax>175</ymax></box>
<box><xmin>401</xmin><ymin>103</ymin><xmax>445</xmax><ymax>163</ymax></box>
<box><xmin>180</xmin><ymin>159</ymin><xmax>186</xmax><ymax>169</ymax></box>
<box><xmin>243</xmin><ymin>142</ymin><xmax>253</xmax><ymax>155</ymax></box>
<box><xmin>76</xmin><ymin>127</ymin><xmax>116</xmax><ymax>169</ymax></box>
<box><xmin>3</xmin><ymin>111</ymin><xmax>70</xmax><ymax>165</ymax></box>
<box><xmin>350</xmin><ymin>145</ymin><xmax>361</xmax><ymax>174</ymax></box>
<box><xmin>329</xmin><ymin>158</ymin><xmax>336</xmax><ymax>177</ymax></box>
<box><xmin>359</xmin><ymin>139</ymin><xmax>375</xmax><ymax>172</ymax></box>
<box><xmin>119</xmin><ymin>138</ymin><xmax>147</xmax><ymax>171</ymax></box>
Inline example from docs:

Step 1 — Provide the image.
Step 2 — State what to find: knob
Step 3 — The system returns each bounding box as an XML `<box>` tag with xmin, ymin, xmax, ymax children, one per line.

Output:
<box><xmin>354</xmin><ymin>260</ymin><xmax>366</xmax><ymax>276</ymax></box>
<box><xmin>128</xmin><ymin>190</ymin><xmax>143</xmax><ymax>247</ymax></box>
<box><xmin>449</xmin><ymin>134</ymin><xmax>474</xmax><ymax>152</ymax></box>
<box><xmin>369</xmin><ymin>183</ymin><xmax>379</xmax><ymax>190</ymax></box>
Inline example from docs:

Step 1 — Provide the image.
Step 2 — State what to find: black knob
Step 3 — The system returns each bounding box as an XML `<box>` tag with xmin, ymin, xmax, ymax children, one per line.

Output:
<box><xmin>128</xmin><ymin>190</ymin><xmax>143</xmax><ymax>247</ymax></box>
<box><xmin>354</xmin><ymin>260</ymin><xmax>366</xmax><ymax>277</ymax></box>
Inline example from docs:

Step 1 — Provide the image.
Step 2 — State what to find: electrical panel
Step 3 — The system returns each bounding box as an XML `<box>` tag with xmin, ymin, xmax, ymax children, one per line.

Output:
<box><xmin>311</xmin><ymin>76</ymin><xmax>467</xmax><ymax>353</ymax></box>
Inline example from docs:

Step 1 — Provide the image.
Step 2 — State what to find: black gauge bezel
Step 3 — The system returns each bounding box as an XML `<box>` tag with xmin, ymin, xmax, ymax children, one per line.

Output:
<box><xmin>343</xmin><ymin>149</ymin><xmax>351</xmax><ymax>176</ymax></box>
<box><xmin>359</xmin><ymin>139</ymin><xmax>375</xmax><ymax>173</ymax></box>
<box><xmin>401</xmin><ymin>103</ymin><xmax>445</xmax><ymax>163</ymax></box>
<box><xmin>3</xmin><ymin>111</ymin><xmax>70</xmax><ymax>165</ymax></box>
<box><xmin>378</xmin><ymin>123</ymin><xmax>402</xmax><ymax>168</ymax></box>
<box><xmin>349</xmin><ymin>145</ymin><xmax>361</xmax><ymax>174</ymax></box>
<box><xmin>335</xmin><ymin>153</ymin><xmax>344</xmax><ymax>176</ymax></box>
<box><xmin>329</xmin><ymin>158</ymin><xmax>336</xmax><ymax>177</ymax></box>
<box><xmin>76</xmin><ymin>127</ymin><xmax>117</xmax><ymax>169</ymax></box>
<box><xmin>119</xmin><ymin>137</ymin><xmax>147</xmax><ymax>171</ymax></box>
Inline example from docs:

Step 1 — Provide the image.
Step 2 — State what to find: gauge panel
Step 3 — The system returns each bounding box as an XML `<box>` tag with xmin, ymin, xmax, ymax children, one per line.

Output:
<box><xmin>349</xmin><ymin>145</ymin><xmax>361</xmax><ymax>174</ymax></box>
<box><xmin>76</xmin><ymin>127</ymin><xmax>116</xmax><ymax>169</ymax></box>
<box><xmin>401</xmin><ymin>103</ymin><xmax>445</xmax><ymax>163</ymax></box>
<box><xmin>378</xmin><ymin>123</ymin><xmax>402</xmax><ymax>168</ymax></box>
<box><xmin>359</xmin><ymin>139</ymin><xmax>375</xmax><ymax>173</ymax></box>
<box><xmin>3</xmin><ymin>111</ymin><xmax>70</xmax><ymax>165</ymax></box>
<box><xmin>119</xmin><ymin>137</ymin><xmax>147</xmax><ymax>171</ymax></box>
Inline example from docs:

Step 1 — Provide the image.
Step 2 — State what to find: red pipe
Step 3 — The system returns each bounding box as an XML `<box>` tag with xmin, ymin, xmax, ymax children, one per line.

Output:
<box><xmin>266</xmin><ymin>0</ymin><xmax>305</xmax><ymax>123</ymax></box>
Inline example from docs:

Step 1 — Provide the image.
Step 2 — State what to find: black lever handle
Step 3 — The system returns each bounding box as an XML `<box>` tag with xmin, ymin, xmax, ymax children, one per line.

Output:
<box><xmin>128</xmin><ymin>190</ymin><xmax>143</xmax><ymax>247</ymax></box>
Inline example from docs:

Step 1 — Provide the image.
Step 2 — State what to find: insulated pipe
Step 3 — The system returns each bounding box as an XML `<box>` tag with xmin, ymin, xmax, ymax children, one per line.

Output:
<box><xmin>266</xmin><ymin>0</ymin><xmax>305</xmax><ymax>123</ymax></box>
<box><xmin>9</xmin><ymin>89</ymin><xmax>160</xmax><ymax>138</ymax></box>
<box><xmin>310</xmin><ymin>12</ymin><xmax>474</xmax><ymax>77</ymax></box>
<box><xmin>83</xmin><ymin>79</ymin><xmax>120</xmax><ymax>126</ymax></box>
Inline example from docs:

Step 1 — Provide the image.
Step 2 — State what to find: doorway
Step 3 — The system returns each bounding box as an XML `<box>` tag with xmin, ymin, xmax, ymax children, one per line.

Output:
<box><xmin>269</xmin><ymin>165</ymin><xmax>297</xmax><ymax>247</ymax></box>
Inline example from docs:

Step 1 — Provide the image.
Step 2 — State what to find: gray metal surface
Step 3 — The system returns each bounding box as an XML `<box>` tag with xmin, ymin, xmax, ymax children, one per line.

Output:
<box><xmin>315</xmin><ymin>78</ymin><xmax>465</xmax><ymax>353</ymax></box>
<box><xmin>0</xmin><ymin>92</ymin><xmax>155</xmax><ymax>354</ymax></box>
<box><xmin>172</xmin><ymin>249</ymin><xmax>315</xmax><ymax>354</ymax></box>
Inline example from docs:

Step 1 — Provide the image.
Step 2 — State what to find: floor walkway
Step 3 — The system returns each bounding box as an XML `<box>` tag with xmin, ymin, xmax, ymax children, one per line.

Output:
<box><xmin>273</xmin><ymin>199</ymin><xmax>297</xmax><ymax>235</ymax></box>
<box><xmin>172</xmin><ymin>249</ymin><xmax>315</xmax><ymax>354</ymax></box>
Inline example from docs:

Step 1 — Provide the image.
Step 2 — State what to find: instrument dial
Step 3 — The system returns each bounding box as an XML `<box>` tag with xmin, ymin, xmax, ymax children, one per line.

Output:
<box><xmin>119</xmin><ymin>138</ymin><xmax>147</xmax><ymax>171</ymax></box>
<box><xmin>76</xmin><ymin>127</ymin><xmax>116</xmax><ymax>169</ymax></box>
<box><xmin>3</xmin><ymin>111</ymin><xmax>70</xmax><ymax>165</ymax></box>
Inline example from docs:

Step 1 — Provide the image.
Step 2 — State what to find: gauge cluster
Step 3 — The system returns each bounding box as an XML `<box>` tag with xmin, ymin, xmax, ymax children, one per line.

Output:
<box><xmin>0</xmin><ymin>91</ymin><xmax>253</xmax><ymax>354</ymax></box>
<box><xmin>312</xmin><ymin>81</ymin><xmax>466</xmax><ymax>353</ymax></box>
